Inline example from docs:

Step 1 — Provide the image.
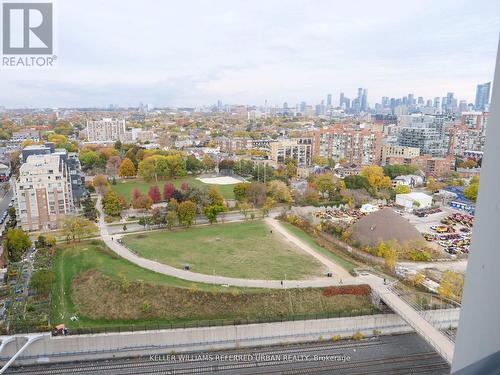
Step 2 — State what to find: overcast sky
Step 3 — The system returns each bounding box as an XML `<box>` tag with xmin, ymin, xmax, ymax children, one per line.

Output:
<box><xmin>0</xmin><ymin>0</ymin><xmax>499</xmax><ymax>108</ymax></box>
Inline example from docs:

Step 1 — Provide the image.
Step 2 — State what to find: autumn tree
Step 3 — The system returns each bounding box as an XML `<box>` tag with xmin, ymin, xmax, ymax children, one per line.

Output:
<box><xmin>233</xmin><ymin>183</ymin><xmax>248</xmax><ymax>202</ymax></box>
<box><xmin>202</xmin><ymin>154</ymin><xmax>216</xmax><ymax>171</ymax></box>
<box><xmin>4</xmin><ymin>228</ymin><xmax>32</xmax><ymax>262</ymax></box>
<box><xmin>118</xmin><ymin>157</ymin><xmax>136</xmax><ymax>177</ymax></box>
<box><xmin>208</xmin><ymin>186</ymin><xmax>224</xmax><ymax>206</ymax></box>
<box><xmin>438</xmin><ymin>271</ymin><xmax>464</xmax><ymax>302</ymax></box>
<box><xmin>132</xmin><ymin>194</ymin><xmax>153</xmax><ymax>210</ymax></box>
<box><xmin>128</xmin><ymin>188</ymin><xmax>140</xmax><ymax>203</ymax></box>
<box><xmin>177</xmin><ymin>200</ymin><xmax>197</xmax><ymax>227</ymax></box>
<box><xmin>261</xmin><ymin>197</ymin><xmax>276</xmax><ymax>217</ymax></box>
<box><xmin>394</xmin><ymin>184</ymin><xmax>411</xmax><ymax>194</ymax></box>
<box><xmin>267</xmin><ymin>180</ymin><xmax>292</xmax><ymax>203</ymax></box>
<box><xmin>426</xmin><ymin>177</ymin><xmax>444</xmax><ymax>192</ymax></box>
<box><xmin>148</xmin><ymin>185</ymin><xmax>162</xmax><ymax>203</ymax></box>
<box><xmin>106</xmin><ymin>155</ymin><xmax>122</xmax><ymax>177</ymax></box>
<box><xmin>163</xmin><ymin>182</ymin><xmax>175</xmax><ymax>201</ymax></box>
<box><xmin>360</xmin><ymin>166</ymin><xmax>392</xmax><ymax>190</ymax></box>
<box><xmin>60</xmin><ymin>216</ymin><xmax>97</xmax><ymax>242</ymax></box>
<box><xmin>303</xmin><ymin>188</ymin><xmax>320</xmax><ymax>205</ymax></box>
<box><xmin>239</xmin><ymin>201</ymin><xmax>251</xmax><ymax>220</ymax></box>
<box><xmin>93</xmin><ymin>174</ymin><xmax>109</xmax><ymax>194</ymax></box>
<box><xmin>102</xmin><ymin>191</ymin><xmax>123</xmax><ymax>216</ymax></box>
<box><xmin>246</xmin><ymin>182</ymin><xmax>267</xmax><ymax>207</ymax></box>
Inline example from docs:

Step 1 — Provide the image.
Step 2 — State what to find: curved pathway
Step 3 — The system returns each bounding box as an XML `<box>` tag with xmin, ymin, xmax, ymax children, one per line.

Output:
<box><xmin>96</xmin><ymin>196</ymin><xmax>377</xmax><ymax>289</ymax></box>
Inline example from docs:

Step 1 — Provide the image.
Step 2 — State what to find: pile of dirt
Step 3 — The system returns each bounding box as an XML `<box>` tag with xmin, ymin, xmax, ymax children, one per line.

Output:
<box><xmin>352</xmin><ymin>208</ymin><xmax>423</xmax><ymax>247</ymax></box>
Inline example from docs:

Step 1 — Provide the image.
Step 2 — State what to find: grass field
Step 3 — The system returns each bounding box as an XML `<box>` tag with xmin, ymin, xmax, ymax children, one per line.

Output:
<box><xmin>281</xmin><ymin>222</ymin><xmax>357</xmax><ymax>272</ymax></box>
<box><xmin>122</xmin><ymin>220</ymin><xmax>325</xmax><ymax>280</ymax></box>
<box><xmin>111</xmin><ymin>177</ymin><xmax>236</xmax><ymax>201</ymax></box>
<box><xmin>51</xmin><ymin>241</ymin><xmax>254</xmax><ymax>329</ymax></box>
<box><xmin>51</xmin><ymin>241</ymin><xmax>377</xmax><ymax>331</ymax></box>
<box><xmin>51</xmin><ymin>241</ymin><xmax>376</xmax><ymax>331</ymax></box>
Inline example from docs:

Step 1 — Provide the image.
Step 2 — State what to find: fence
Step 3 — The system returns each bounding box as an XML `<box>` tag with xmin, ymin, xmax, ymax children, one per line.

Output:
<box><xmin>6</xmin><ymin>308</ymin><xmax>380</xmax><ymax>336</ymax></box>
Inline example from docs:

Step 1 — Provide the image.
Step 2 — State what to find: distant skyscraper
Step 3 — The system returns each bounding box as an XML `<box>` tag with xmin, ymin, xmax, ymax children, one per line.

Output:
<box><xmin>459</xmin><ymin>100</ymin><xmax>468</xmax><ymax>113</ymax></box>
<box><xmin>300</xmin><ymin>101</ymin><xmax>306</xmax><ymax>113</ymax></box>
<box><xmin>475</xmin><ymin>82</ymin><xmax>491</xmax><ymax>111</ymax></box>
<box><xmin>407</xmin><ymin>93</ymin><xmax>414</xmax><ymax>106</ymax></box>
<box><xmin>360</xmin><ymin>89</ymin><xmax>368</xmax><ymax>111</ymax></box>
<box><xmin>339</xmin><ymin>92</ymin><xmax>345</xmax><ymax>108</ymax></box>
<box><xmin>327</xmin><ymin>94</ymin><xmax>332</xmax><ymax>107</ymax></box>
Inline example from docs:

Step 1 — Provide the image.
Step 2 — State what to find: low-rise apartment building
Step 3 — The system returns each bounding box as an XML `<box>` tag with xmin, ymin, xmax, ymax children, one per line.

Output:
<box><xmin>381</xmin><ymin>145</ymin><xmax>420</xmax><ymax>165</ymax></box>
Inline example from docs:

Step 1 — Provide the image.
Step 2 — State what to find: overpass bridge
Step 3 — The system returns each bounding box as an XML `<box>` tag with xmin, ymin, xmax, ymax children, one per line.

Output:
<box><xmin>375</xmin><ymin>284</ymin><xmax>456</xmax><ymax>364</ymax></box>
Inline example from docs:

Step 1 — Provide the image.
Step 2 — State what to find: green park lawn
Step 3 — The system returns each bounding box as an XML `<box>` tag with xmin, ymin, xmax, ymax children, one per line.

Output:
<box><xmin>51</xmin><ymin>240</ymin><xmax>377</xmax><ymax>331</ymax></box>
<box><xmin>280</xmin><ymin>222</ymin><xmax>357</xmax><ymax>272</ymax></box>
<box><xmin>122</xmin><ymin>220</ymin><xmax>325</xmax><ymax>280</ymax></box>
<box><xmin>111</xmin><ymin>177</ymin><xmax>236</xmax><ymax>202</ymax></box>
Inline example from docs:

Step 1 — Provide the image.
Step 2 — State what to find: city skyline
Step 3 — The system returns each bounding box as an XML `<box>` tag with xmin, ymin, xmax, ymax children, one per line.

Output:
<box><xmin>0</xmin><ymin>0</ymin><xmax>498</xmax><ymax>108</ymax></box>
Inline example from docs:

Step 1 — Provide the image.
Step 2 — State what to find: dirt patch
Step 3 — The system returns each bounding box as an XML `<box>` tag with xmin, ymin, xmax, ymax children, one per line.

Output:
<box><xmin>71</xmin><ymin>270</ymin><xmax>376</xmax><ymax>321</ymax></box>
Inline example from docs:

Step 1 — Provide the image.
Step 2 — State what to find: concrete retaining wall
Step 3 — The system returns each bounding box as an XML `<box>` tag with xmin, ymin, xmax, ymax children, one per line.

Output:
<box><xmin>0</xmin><ymin>310</ymin><xmax>460</xmax><ymax>366</ymax></box>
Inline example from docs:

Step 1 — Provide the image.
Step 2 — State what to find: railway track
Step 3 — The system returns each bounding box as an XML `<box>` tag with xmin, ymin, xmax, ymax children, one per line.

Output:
<box><xmin>6</xmin><ymin>336</ymin><xmax>450</xmax><ymax>375</ymax></box>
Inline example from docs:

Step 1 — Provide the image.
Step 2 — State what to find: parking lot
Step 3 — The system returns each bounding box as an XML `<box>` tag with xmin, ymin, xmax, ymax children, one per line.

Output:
<box><xmin>401</xmin><ymin>206</ymin><xmax>473</xmax><ymax>257</ymax></box>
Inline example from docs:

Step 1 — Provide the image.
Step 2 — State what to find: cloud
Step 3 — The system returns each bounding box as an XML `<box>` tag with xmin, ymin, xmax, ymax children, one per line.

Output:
<box><xmin>0</xmin><ymin>0</ymin><xmax>498</xmax><ymax>107</ymax></box>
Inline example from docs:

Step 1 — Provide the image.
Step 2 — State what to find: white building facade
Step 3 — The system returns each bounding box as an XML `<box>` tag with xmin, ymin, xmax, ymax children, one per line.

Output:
<box><xmin>85</xmin><ymin>118</ymin><xmax>126</xmax><ymax>142</ymax></box>
<box><xmin>14</xmin><ymin>154</ymin><xmax>74</xmax><ymax>231</ymax></box>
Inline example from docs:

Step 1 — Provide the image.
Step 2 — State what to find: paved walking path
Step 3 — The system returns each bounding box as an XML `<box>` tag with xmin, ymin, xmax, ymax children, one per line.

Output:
<box><xmin>95</xmin><ymin>196</ymin><xmax>455</xmax><ymax>362</ymax></box>
<box><xmin>265</xmin><ymin>218</ymin><xmax>351</xmax><ymax>279</ymax></box>
<box><xmin>377</xmin><ymin>285</ymin><xmax>455</xmax><ymax>363</ymax></box>
<box><xmin>96</xmin><ymin>196</ymin><xmax>365</xmax><ymax>288</ymax></box>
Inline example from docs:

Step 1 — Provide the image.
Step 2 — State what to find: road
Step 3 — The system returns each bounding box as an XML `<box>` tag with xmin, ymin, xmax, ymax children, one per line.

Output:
<box><xmin>106</xmin><ymin>209</ymin><xmax>284</xmax><ymax>235</ymax></box>
<box><xmin>399</xmin><ymin>260</ymin><xmax>468</xmax><ymax>273</ymax></box>
<box><xmin>4</xmin><ymin>333</ymin><xmax>450</xmax><ymax>374</ymax></box>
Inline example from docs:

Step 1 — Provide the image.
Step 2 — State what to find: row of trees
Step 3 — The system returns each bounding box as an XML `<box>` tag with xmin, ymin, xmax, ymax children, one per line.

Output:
<box><xmin>81</xmin><ymin>142</ymin><xmax>219</xmax><ymax>178</ymax></box>
<box><xmin>138</xmin><ymin>186</ymin><xmax>228</xmax><ymax>228</ymax></box>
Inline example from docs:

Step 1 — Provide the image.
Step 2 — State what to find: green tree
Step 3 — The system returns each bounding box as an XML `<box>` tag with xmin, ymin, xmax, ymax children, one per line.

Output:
<box><xmin>394</xmin><ymin>184</ymin><xmax>411</xmax><ymax>194</ymax></box>
<box><xmin>166</xmin><ymin>210</ymin><xmax>178</xmax><ymax>230</ymax></box>
<box><xmin>204</xmin><ymin>204</ymin><xmax>225</xmax><ymax>224</ymax></box>
<box><xmin>5</xmin><ymin>229</ymin><xmax>32</xmax><ymax>261</ymax></box>
<box><xmin>233</xmin><ymin>183</ymin><xmax>248</xmax><ymax>202</ymax></box>
<box><xmin>186</xmin><ymin>155</ymin><xmax>203</xmax><ymax>173</ymax></box>
<box><xmin>81</xmin><ymin>195</ymin><xmax>98</xmax><ymax>221</ymax></box>
<box><xmin>383</xmin><ymin>164</ymin><xmax>418</xmax><ymax>179</ymax></box>
<box><xmin>30</xmin><ymin>269</ymin><xmax>55</xmax><ymax>295</ymax></box>
<box><xmin>464</xmin><ymin>178</ymin><xmax>479</xmax><ymax>202</ymax></box>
